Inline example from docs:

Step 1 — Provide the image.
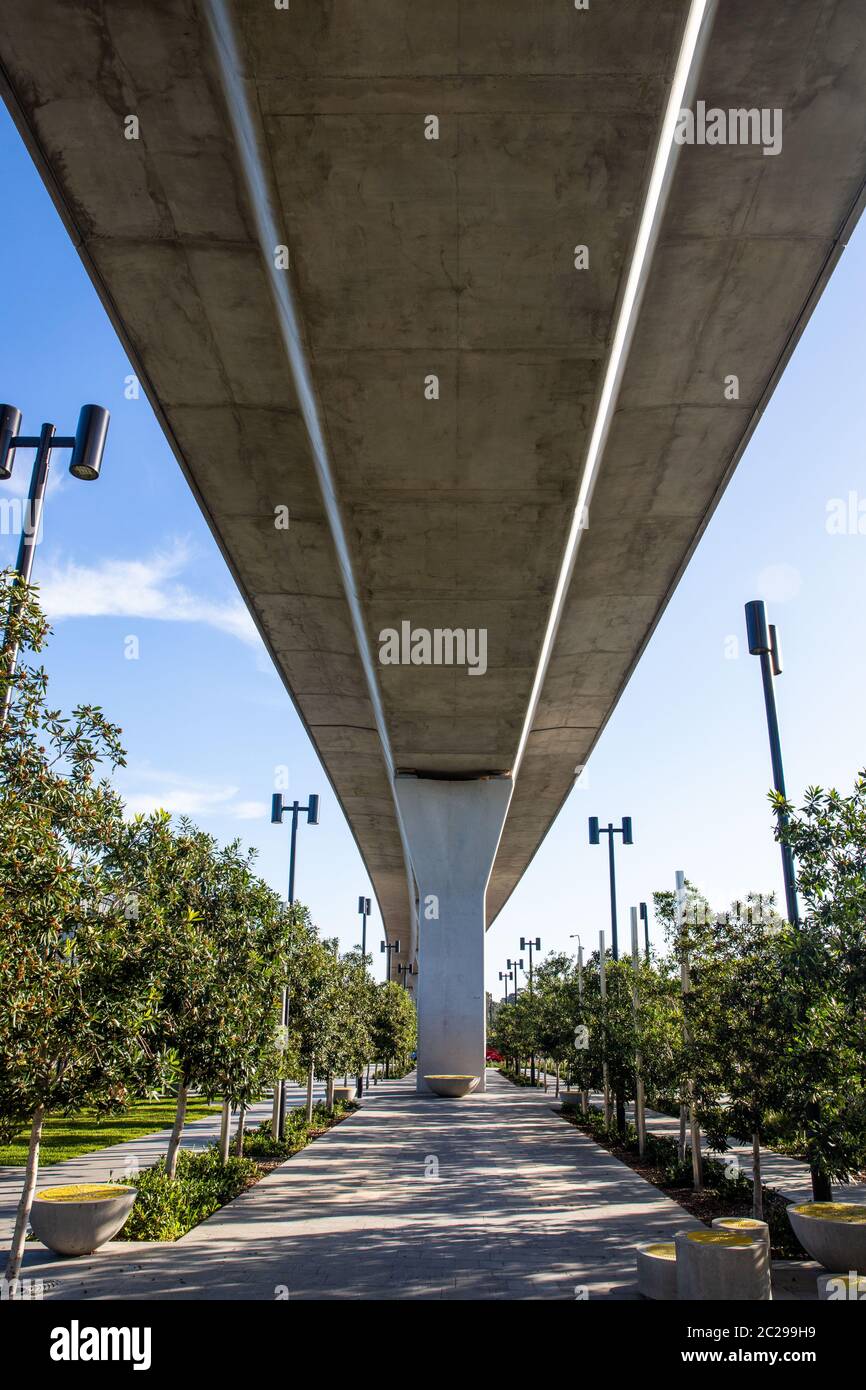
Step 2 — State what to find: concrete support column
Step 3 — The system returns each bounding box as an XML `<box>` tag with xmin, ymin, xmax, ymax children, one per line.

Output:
<box><xmin>394</xmin><ymin>775</ymin><xmax>512</xmax><ymax>1093</ymax></box>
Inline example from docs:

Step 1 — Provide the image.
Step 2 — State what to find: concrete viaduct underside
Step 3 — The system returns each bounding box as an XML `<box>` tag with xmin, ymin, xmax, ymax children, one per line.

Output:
<box><xmin>2</xmin><ymin>0</ymin><xmax>865</xmax><ymax>1082</ymax></box>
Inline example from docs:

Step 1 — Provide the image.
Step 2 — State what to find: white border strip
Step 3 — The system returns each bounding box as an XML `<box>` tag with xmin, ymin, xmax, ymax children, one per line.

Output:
<box><xmin>512</xmin><ymin>0</ymin><xmax>718</xmax><ymax>779</ymax></box>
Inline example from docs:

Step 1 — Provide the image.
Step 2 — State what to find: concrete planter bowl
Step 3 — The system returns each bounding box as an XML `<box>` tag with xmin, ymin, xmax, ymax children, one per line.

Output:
<box><xmin>712</xmin><ymin>1216</ymin><xmax>770</xmax><ymax>1251</ymax></box>
<box><xmin>29</xmin><ymin>1184</ymin><xmax>137</xmax><ymax>1257</ymax></box>
<box><xmin>636</xmin><ymin>1241</ymin><xmax>678</xmax><ymax>1300</ymax></box>
<box><xmin>333</xmin><ymin>1084</ymin><xmax>356</xmax><ymax>1103</ymax></box>
<box><xmin>423</xmin><ymin>1075</ymin><xmax>479</xmax><ymax>1098</ymax></box>
<box><xmin>675</xmin><ymin>1229</ymin><xmax>771</xmax><ymax>1301</ymax></box>
<box><xmin>787</xmin><ymin>1202</ymin><xmax>866</xmax><ymax>1272</ymax></box>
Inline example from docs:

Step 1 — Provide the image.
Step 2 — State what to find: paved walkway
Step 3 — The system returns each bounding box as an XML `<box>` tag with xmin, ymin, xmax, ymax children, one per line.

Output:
<box><xmin>16</xmin><ymin>1071</ymin><xmax>708</xmax><ymax>1300</ymax></box>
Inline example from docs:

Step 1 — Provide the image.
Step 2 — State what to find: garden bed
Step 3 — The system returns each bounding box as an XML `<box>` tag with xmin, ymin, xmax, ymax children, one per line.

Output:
<box><xmin>108</xmin><ymin>1101</ymin><xmax>357</xmax><ymax>1242</ymax></box>
<box><xmin>559</xmin><ymin>1103</ymin><xmax>807</xmax><ymax>1261</ymax></box>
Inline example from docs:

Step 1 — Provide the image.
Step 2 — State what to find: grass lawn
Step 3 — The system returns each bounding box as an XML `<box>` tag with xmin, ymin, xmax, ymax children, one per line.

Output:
<box><xmin>0</xmin><ymin>1098</ymin><xmax>222</xmax><ymax>1168</ymax></box>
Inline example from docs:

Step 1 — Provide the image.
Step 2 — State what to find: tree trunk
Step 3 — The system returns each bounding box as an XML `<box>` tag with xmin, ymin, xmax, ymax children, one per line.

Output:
<box><xmin>805</xmin><ymin>1099</ymin><xmax>832</xmax><ymax>1200</ymax></box>
<box><xmin>5</xmin><ymin>1104</ymin><xmax>45</xmax><ymax>1285</ymax></box>
<box><xmin>234</xmin><ymin>1105</ymin><xmax>246</xmax><ymax>1157</ymax></box>
<box><xmin>166</xmin><ymin>1081</ymin><xmax>188</xmax><ymax>1179</ymax></box>
<box><xmin>678</xmin><ymin>1103</ymin><xmax>688</xmax><ymax>1164</ymax></box>
<box><xmin>555</xmin><ymin>1062</ymin><xmax>560</xmax><ymax>1099</ymax></box>
<box><xmin>752</xmin><ymin>1132</ymin><xmax>763</xmax><ymax>1220</ymax></box>
<box><xmin>810</xmin><ymin>1166</ymin><xmax>832</xmax><ymax>1202</ymax></box>
<box><xmin>305</xmin><ymin>1060</ymin><xmax>315</xmax><ymax>1123</ymax></box>
<box><xmin>326</xmin><ymin>1074</ymin><xmax>335</xmax><ymax>1113</ymax></box>
<box><xmin>218</xmin><ymin>1101</ymin><xmax>231</xmax><ymax>1164</ymax></box>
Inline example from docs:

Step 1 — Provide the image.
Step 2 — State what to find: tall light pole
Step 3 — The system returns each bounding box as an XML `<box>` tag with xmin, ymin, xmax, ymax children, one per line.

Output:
<box><xmin>520</xmin><ymin>936</ymin><xmax>541</xmax><ymax>1084</ymax></box>
<box><xmin>589</xmin><ymin>816</ymin><xmax>632</xmax><ymax>1136</ymax></box>
<box><xmin>507</xmin><ymin>957</ymin><xmax>524</xmax><ymax>1001</ymax></box>
<box><xmin>357</xmin><ymin>895</ymin><xmax>372</xmax><ymax>963</ymax></box>
<box><xmin>380</xmin><ymin>937</ymin><xmax>401</xmax><ymax>981</ymax></box>
<box><xmin>271</xmin><ymin>790</ymin><xmax>320</xmax><ymax>1138</ymax></box>
<box><xmin>639</xmin><ymin>902</ymin><xmax>650</xmax><ymax>963</ymax></box>
<box><xmin>0</xmin><ymin>404</ymin><xmax>109</xmax><ymax>727</ymax></box>
<box><xmin>588</xmin><ymin>816</ymin><xmax>633</xmax><ymax>961</ymax></box>
<box><xmin>498</xmin><ymin>968</ymin><xmax>513</xmax><ymax>1003</ymax></box>
<box><xmin>745</xmin><ymin>601</ymin><xmax>800</xmax><ymax>926</ymax></box>
<box><xmin>355</xmin><ymin>896</ymin><xmax>372</xmax><ymax>1097</ymax></box>
<box><xmin>379</xmin><ymin>940</ymin><xmax>401</xmax><ymax>1078</ymax></box>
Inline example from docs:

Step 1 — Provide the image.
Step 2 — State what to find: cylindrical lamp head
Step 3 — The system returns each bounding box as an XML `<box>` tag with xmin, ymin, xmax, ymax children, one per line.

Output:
<box><xmin>69</xmin><ymin>404</ymin><xmax>109</xmax><ymax>480</ymax></box>
<box><xmin>534</xmin><ymin>937</ymin><xmax>541</xmax><ymax>950</ymax></box>
<box><xmin>588</xmin><ymin>816</ymin><xmax>600</xmax><ymax>845</ymax></box>
<box><xmin>306</xmin><ymin>793</ymin><xmax>320</xmax><ymax>825</ymax></box>
<box><xmin>271</xmin><ymin>792</ymin><xmax>285</xmax><ymax>824</ymax></box>
<box><xmin>745</xmin><ymin>599</ymin><xmax>770</xmax><ymax>655</ymax></box>
<box><xmin>621</xmin><ymin>816</ymin><xmax>633</xmax><ymax>846</ymax></box>
<box><xmin>0</xmin><ymin>404</ymin><xmax>22</xmax><ymax>480</ymax></box>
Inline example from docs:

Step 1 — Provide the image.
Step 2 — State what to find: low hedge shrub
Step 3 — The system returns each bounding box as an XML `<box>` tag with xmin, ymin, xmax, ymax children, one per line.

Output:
<box><xmin>113</xmin><ymin>1147</ymin><xmax>259</xmax><ymax>1242</ymax></box>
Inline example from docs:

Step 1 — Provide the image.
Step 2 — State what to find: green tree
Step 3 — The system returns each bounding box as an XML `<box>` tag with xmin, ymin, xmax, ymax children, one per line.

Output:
<box><xmin>0</xmin><ymin>576</ymin><xmax>169</xmax><ymax>1282</ymax></box>
<box><xmin>370</xmin><ymin>981</ymin><xmax>416</xmax><ymax>1077</ymax></box>
<box><xmin>315</xmin><ymin>948</ymin><xmax>373</xmax><ymax>1109</ymax></box>
<box><xmin>108</xmin><ymin>813</ymin><xmax>295</xmax><ymax>1174</ymax></box>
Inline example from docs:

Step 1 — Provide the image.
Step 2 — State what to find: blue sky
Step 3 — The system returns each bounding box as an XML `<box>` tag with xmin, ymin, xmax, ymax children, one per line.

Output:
<box><xmin>1</xmin><ymin>104</ymin><xmax>864</xmax><ymax>993</ymax></box>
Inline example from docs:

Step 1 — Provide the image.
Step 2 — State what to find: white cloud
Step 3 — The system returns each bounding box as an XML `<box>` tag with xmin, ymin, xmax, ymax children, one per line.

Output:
<box><xmin>35</xmin><ymin>540</ymin><xmax>259</xmax><ymax>645</ymax></box>
<box><xmin>120</xmin><ymin>768</ymin><xmax>267</xmax><ymax>823</ymax></box>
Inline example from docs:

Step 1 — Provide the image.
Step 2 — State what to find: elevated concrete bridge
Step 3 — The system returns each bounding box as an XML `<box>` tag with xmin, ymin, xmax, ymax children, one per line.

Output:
<box><xmin>3</xmin><ymin>0</ymin><xmax>865</xmax><ymax>1086</ymax></box>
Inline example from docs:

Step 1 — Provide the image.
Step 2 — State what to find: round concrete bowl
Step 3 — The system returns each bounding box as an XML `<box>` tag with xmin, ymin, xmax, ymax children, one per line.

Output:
<box><xmin>712</xmin><ymin>1216</ymin><xmax>770</xmax><ymax>1250</ymax></box>
<box><xmin>675</xmin><ymin>1229</ymin><xmax>771</xmax><ymax>1301</ymax></box>
<box><xmin>29</xmin><ymin>1184</ymin><xmax>137</xmax><ymax>1257</ymax></box>
<box><xmin>787</xmin><ymin>1202</ymin><xmax>866</xmax><ymax>1273</ymax></box>
<box><xmin>817</xmin><ymin>1271</ymin><xmax>866</xmax><ymax>1301</ymax></box>
<box><xmin>636</xmin><ymin>1241</ymin><xmax>678</xmax><ymax>1300</ymax></box>
<box><xmin>423</xmin><ymin>1075</ymin><xmax>479</xmax><ymax>1098</ymax></box>
<box><xmin>333</xmin><ymin>1084</ymin><xmax>356</xmax><ymax>1103</ymax></box>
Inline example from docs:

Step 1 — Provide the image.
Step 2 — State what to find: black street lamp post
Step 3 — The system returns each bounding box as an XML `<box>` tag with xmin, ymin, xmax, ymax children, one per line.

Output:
<box><xmin>380</xmin><ymin>937</ymin><xmax>401</xmax><ymax>981</ymax></box>
<box><xmin>588</xmin><ymin>816</ymin><xmax>633</xmax><ymax>961</ymax></box>
<box><xmin>507</xmin><ymin>957</ymin><xmax>524</xmax><ymax>1001</ymax></box>
<box><xmin>356</xmin><ymin>895</ymin><xmax>372</xmax><ymax>1097</ymax></box>
<box><xmin>379</xmin><ymin>940</ymin><xmax>401</xmax><ymax>1077</ymax></box>
<box><xmin>0</xmin><ymin>404</ymin><xmax>109</xmax><ymax>727</ymax></box>
<box><xmin>520</xmin><ymin>935</ymin><xmax>541</xmax><ymax>1084</ymax></box>
<box><xmin>271</xmin><ymin>790</ymin><xmax>320</xmax><ymax>1137</ymax></box>
<box><xmin>358</xmin><ymin>895</ymin><xmax>372</xmax><ymax>962</ymax></box>
<box><xmin>745</xmin><ymin>601</ymin><xmax>800</xmax><ymax>926</ymax></box>
<box><xmin>589</xmin><ymin>816</ymin><xmax>633</xmax><ymax>1135</ymax></box>
<box><xmin>639</xmin><ymin>902</ymin><xmax>650</xmax><ymax>963</ymax></box>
